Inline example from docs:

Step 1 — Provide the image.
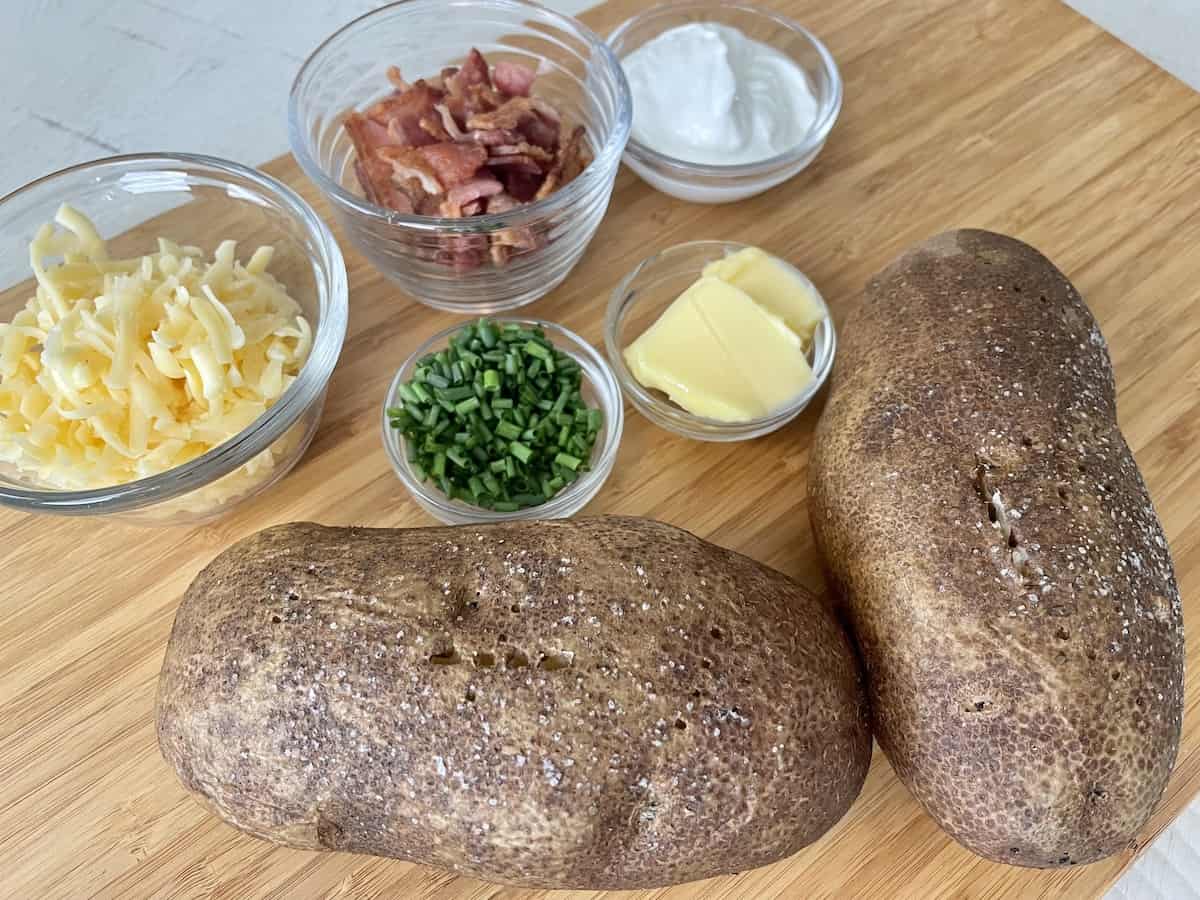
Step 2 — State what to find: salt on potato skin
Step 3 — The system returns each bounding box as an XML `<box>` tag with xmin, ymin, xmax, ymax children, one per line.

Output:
<box><xmin>809</xmin><ymin>228</ymin><xmax>1183</xmax><ymax>868</ymax></box>
<box><xmin>156</xmin><ymin>517</ymin><xmax>871</xmax><ymax>890</ymax></box>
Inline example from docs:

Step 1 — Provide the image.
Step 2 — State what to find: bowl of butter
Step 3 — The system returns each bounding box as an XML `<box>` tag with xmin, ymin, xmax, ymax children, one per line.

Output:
<box><xmin>604</xmin><ymin>240</ymin><xmax>834</xmax><ymax>441</ymax></box>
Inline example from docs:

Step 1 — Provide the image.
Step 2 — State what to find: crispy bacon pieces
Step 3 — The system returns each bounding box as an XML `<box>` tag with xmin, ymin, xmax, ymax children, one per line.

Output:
<box><xmin>344</xmin><ymin>47</ymin><xmax>593</xmax><ymax>268</ymax></box>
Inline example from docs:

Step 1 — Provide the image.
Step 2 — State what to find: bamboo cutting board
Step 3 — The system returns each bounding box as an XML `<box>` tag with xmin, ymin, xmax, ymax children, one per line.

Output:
<box><xmin>2</xmin><ymin>0</ymin><xmax>1199</xmax><ymax>897</ymax></box>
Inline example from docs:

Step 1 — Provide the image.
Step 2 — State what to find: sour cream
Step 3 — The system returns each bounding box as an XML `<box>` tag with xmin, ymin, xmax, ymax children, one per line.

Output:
<box><xmin>621</xmin><ymin>23</ymin><xmax>818</xmax><ymax>167</ymax></box>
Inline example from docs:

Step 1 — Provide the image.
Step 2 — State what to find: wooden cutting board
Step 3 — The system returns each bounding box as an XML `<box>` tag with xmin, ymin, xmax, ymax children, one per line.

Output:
<box><xmin>3</xmin><ymin>0</ymin><xmax>1198</xmax><ymax>897</ymax></box>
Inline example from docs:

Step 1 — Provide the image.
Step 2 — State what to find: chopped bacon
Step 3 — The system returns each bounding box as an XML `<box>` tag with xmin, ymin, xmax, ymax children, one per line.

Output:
<box><xmin>464</xmin><ymin>82</ymin><xmax>506</xmax><ymax>116</ymax></box>
<box><xmin>365</xmin><ymin>80</ymin><xmax>443</xmax><ymax>147</ymax></box>
<box><xmin>418</xmin><ymin>114</ymin><xmax>451</xmax><ymax>142</ymax></box>
<box><xmin>468</xmin><ymin>128</ymin><xmax>520</xmax><ymax>146</ymax></box>
<box><xmin>490</xmin><ymin>243</ymin><xmax>513</xmax><ymax>267</ymax></box>
<box><xmin>446</xmin><ymin>48</ymin><xmax>489</xmax><ymax>94</ymax></box>
<box><xmin>416</xmin><ymin>192</ymin><xmax>444</xmax><ymax>217</ymax></box>
<box><xmin>493</xmin><ymin>61</ymin><xmax>535</xmax><ymax>97</ymax></box>
<box><xmin>344</xmin><ymin>113</ymin><xmax>406</xmax><ymax>159</ymax></box>
<box><xmin>436</xmin><ymin>233</ymin><xmax>488</xmax><ymax>271</ymax></box>
<box><xmin>416</xmin><ymin>142</ymin><xmax>488</xmax><ymax>187</ymax></box>
<box><xmin>490</xmin><ymin>141</ymin><xmax>554</xmax><ymax>164</ymax></box>
<box><xmin>465</xmin><ymin>96</ymin><xmax>561</xmax><ymax>132</ymax></box>
<box><xmin>485</xmin><ymin>154</ymin><xmax>543</xmax><ymax>175</ymax></box>
<box><xmin>502</xmin><ymin>169</ymin><xmax>542</xmax><ymax>203</ymax></box>
<box><xmin>347</xmin><ymin>46</ymin><xmax>590</xmax><ymax>270</ymax></box>
<box><xmin>377</xmin><ymin>146</ymin><xmax>443</xmax><ymax>195</ymax></box>
<box><xmin>354</xmin><ymin>157</ymin><xmax>414</xmax><ymax>212</ymax></box>
<box><xmin>518</xmin><ymin>113</ymin><xmax>559</xmax><ymax>150</ymax></box>
<box><xmin>441</xmin><ymin>175</ymin><xmax>504</xmax><ymax>217</ymax></box>
<box><xmin>535</xmin><ymin>125</ymin><xmax>586</xmax><ymax>201</ymax></box>
<box><xmin>434</xmin><ymin>104</ymin><xmax>465</xmax><ymax>140</ymax></box>
<box><xmin>486</xmin><ymin>191</ymin><xmax>520</xmax><ymax>214</ymax></box>
<box><xmin>386</xmin><ymin>65</ymin><xmax>410</xmax><ymax>92</ymax></box>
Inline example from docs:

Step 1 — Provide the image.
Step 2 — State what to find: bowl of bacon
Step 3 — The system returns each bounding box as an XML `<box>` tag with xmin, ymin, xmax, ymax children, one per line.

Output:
<box><xmin>289</xmin><ymin>0</ymin><xmax>632</xmax><ymax>314</ymax></box>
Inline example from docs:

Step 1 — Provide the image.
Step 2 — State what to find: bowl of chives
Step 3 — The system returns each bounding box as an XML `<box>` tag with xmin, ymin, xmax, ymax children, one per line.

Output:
<box><xmin>382</xmin><ymin>318</ymin><xmax>624</xmax><ymax>524</ymax></box>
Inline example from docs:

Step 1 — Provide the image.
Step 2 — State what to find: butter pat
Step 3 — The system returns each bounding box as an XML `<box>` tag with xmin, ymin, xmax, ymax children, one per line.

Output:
<box><xmin>703</xmin><ymin>246</ymin><xmax>825</xmax><ymax>342</ymax></box>
<box><xmin>624</xmin><ymin>276</ymin><xmax>814</xmax><ymax>422</ymax></box>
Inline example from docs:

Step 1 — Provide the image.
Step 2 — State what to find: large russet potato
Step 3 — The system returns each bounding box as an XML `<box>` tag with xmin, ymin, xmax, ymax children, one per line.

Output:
<box><xmin>809</xmin><ymin>229</ymin><xmax>1184</xmax><ymax>867</ymax></box>
<box><xmin>157</xmin><ymin>517</ymin><xmax>871</xmax><ymax>889</ymax></box>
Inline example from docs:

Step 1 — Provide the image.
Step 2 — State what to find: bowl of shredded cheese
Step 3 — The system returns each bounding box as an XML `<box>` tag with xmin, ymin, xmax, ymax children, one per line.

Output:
<box><xmin>0</xmin><ymin>153</ymin><xmax>348</xmax><ymax>522</ymax></box>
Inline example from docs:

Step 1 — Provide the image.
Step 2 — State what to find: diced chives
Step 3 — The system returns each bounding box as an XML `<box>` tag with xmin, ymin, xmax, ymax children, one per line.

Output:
<box><xmin>554</xmin><ymin>452</ymin><xmax>582</xmax><ymax>471</ymax></box>
<box><xmin>390</xmin><ymin>317</ymin><xmax>603</xmax><ymax>513</ymax></box>
<box><xmin>438</xmin><ymin>384</ymin><xmax>474</xmax><ymax>403</ymax></box>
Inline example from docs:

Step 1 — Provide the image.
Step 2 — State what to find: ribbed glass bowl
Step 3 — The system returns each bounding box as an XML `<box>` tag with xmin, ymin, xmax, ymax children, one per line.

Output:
<box><xmin>0</xmin><ymin>154</ymin><xmax>348</xmax><ymax>523</ymax></box>
<box><xmin>605</xmin><ymin>240</ymin><xmax>835</xmax><ymax>441</ymax></box>
<box><xmin>608</xmin><ymin>2</ymin><xmax>841</xmax><ymax>204</ymax></box>
<box><xmin>382</xmin><ymin>318</ymin><xmax>623</xmax><ymax>524</ymax></box>
<box><xmin>290</xmin><ymin>0</ymin><xmax>632</xmax><ymax>313</ymax></box>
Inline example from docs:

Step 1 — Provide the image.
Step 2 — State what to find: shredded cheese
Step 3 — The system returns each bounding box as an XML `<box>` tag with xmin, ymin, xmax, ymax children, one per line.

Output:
<box><xmin>0</xmin><ymin>204</ymin><xmax>313</xmax><ymax>495</ymax></box>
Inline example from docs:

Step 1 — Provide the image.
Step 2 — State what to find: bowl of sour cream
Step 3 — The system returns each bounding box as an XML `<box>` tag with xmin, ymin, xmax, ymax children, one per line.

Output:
<box><xmin>608</xmin><ymin>3</ymin><xmax>842</xmax><ymax>204</ymax></box>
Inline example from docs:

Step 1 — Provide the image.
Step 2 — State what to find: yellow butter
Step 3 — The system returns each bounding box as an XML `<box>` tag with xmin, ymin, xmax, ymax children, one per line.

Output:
<box><xmin>702</xmin><ymin>246</ymin><xmax>825</xmax><ymax>342</ymax></box>
<box><xmin>623</xmin><ymin>276</ymin><xmax>814</xmax><ymax>422</ymax></box>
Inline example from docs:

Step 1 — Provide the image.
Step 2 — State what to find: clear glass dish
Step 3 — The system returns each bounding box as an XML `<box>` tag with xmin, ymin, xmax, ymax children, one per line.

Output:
<box><xmin>290</xmin><ymin>0</ymin><xmax>632</xmax><ymax>314</ymax></box>
<box><xmin>0</xmin><ymin>153</ymin><xmax>348</xmax><ymax>523</ymax></box>
<box><xmin>608</xmin><ymin>2</ymin><xmax>841</xmax><ymax>204</ymax></box>
<box><xmin>382</xmin><ymin>318</ymin><xmax>623</xmax><ymax>524</ymax></box>
<box><xmin>605</xmin><ymin>240</ymin><xmax>835</xmax><ymax>441</ymax></box>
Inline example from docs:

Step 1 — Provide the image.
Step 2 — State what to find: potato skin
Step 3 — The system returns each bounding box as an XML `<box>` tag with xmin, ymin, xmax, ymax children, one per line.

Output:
<box><xmin>809</xmin><ymin>230</ymin><xmax>1183</xmax><ymax>867</ymax></box>
<box><xmin>157</xmin><ymin>517</ymin><xmax>870</xmax><ymax>889</ymax></box>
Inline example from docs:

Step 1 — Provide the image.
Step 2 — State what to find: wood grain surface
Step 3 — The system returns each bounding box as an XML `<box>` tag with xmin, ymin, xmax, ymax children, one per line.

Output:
<box><xmin>2</xmin><ymin>0</ymin><xmax>1198</xmax><ymax>897</ymax></box>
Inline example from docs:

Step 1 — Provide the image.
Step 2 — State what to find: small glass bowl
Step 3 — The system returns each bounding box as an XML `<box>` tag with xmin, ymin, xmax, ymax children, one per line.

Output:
<box><xmin>290</xmin><ymin>0</ymin><xmax>632</xmax><ymax>313</ymax></box>
<box><xmin>608</xmin><ymin>2</ymin><xmax>841</xmax><ymax>204</ymax></box>
<box><xmin>382</xmin><ymin>318</ymin><xmax>623</xmax><ymax>524</ymax></box>
<box><xmin>605</xmin><ymin>240</ymin><xmax>835</xmax><ymax>442</ymax></box>
<box><xmin>0</xmin><ymin>153</ymin><xmax>348</xmax><ymax>523</ymax></box>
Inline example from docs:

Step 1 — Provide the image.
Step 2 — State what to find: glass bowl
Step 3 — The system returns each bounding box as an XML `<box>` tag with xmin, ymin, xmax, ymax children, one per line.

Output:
<box><xmin>382</xmin><ymin>318</ymin><xmax>622</xmax><ymax>524</ymax></box>
<box><xmin>290</xmin><ymin>0</ymin><xmax>632</xmax><ymax>314</ymax></box>
<box><xmin>607</xmin><ymin>2</ymin><xmax>841</xmax><ymax>204</ymax></box>
<box><xmin>605</xmin><ymin>240</ymin><xmax>835</xmax><ymax>441</ymax></box>
<box><xmin>0</xmin><ymin>153</ymin><xmax>348</xmax><ymax>524</ymax></box>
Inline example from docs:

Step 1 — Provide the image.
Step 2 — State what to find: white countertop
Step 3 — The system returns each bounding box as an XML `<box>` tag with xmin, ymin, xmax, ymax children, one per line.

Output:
<box><xmin>2</xmin><ymin>1</ymin><xmax>1196</xmax><ymax>897</ymax></box>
